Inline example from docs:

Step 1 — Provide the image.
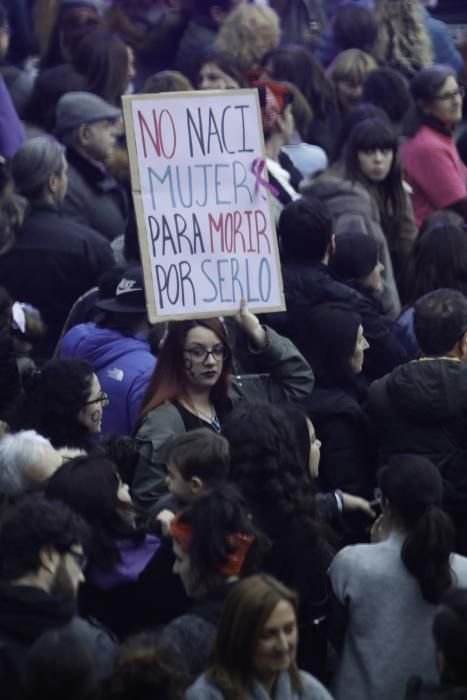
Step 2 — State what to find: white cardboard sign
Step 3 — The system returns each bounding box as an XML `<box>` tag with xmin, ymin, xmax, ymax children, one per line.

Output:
<box><xmin>122</xmin><ymin>89</ymin><xmax>285</xmax><ymax>323</ymax></box>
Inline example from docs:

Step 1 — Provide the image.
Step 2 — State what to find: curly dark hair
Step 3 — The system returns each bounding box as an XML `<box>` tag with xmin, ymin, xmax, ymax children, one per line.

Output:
<box><xmin>0</xmin><ymin>494</ymin><xmax>89</xmax><ymax>581</ymax></box>
<box><xmin>15</xmin><ymin>358</ymin><xmax>95</xmax><ymax>450</ymax></box>
<box><xmin>222</xmin><ymin>402</ymin><xmax>322</xmax><ymax>541</ymax></box>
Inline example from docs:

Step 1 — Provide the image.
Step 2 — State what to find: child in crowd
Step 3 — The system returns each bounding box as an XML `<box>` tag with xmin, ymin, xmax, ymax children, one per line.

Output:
<box><xmin>155</xmin><ymin>428</ymin><xmax>230</xmax><ymax>534</ymax></box>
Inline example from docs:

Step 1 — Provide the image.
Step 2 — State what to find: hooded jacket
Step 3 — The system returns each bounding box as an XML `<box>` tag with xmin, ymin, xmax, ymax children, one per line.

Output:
<box><xmin>367</xmin><ymin>358</ymin><xmax>467</xmax><ymax>465</ymax></box>
<box><xmin>267</xmin><ymin>261</ymin><xmax>409</xmax><ymax>382</ymax></box>
<box><xmin>0</xmin><ymin>584</ymin><xmax>115</xmax><ymax>692</ymax></box>
<box><xmin>303</xmin><ymin>173</ymin><xmax>411</xmax><ymax>319</ymax></box>
<box><xmin>59</xmin><ymin>322</ymin><xmax>156</xmax><ymax>436</ymax></box>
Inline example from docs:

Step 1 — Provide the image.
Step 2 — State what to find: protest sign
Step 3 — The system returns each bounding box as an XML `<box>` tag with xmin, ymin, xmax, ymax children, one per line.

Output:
<box><xmin>122</xmin><ymin>89</ymin><xmax>285</xmax><ymax>323</ymax></box>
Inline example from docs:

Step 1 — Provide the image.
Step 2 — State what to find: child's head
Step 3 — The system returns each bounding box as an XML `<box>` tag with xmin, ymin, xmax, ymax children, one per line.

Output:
<box><xmin>166</xmin><ymin>428</ymin><xmax>230</xmax><ymax>503</ymax></box>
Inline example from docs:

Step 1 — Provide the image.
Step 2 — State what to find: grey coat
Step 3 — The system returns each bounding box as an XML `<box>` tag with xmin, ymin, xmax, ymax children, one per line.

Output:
<box><xmin>328</xmin><ymin>533</ymin><xmax>467</xmax><ymax>700</ymax></box>
<box><xmin>302</xmin><ymin>173</ymin><xmax>406</xmax><ymax>319</ymax></box>
<box><xmin>187</xmin><ymin>670</ymin><xmax>334</xmax><ymax>700</ymax></box>
<box><xmin>132</xmin><ymin>327</ymin><xmax>314</xmax><ymax>512</ymax></box>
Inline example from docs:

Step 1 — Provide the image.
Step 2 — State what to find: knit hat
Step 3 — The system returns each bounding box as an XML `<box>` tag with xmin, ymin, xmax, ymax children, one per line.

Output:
<box><xmin>330</xmin><ymin>232</ymin><xmax>378</xmax><ymax>280</ymax></box>
<box><xmin>95</xmin><ymin>266</ymin><xmax>147</xmax><ymax>314</ymax></box>
<box><xmin>55</xmin><ymin>92</ymin><xmax>121</xmax><ymax>135</ymax></box>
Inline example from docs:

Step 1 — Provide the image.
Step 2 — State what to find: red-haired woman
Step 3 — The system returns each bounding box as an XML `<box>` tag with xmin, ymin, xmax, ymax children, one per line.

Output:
<box><xmin>132</xmin><ymin>302</ymin><xmax>313</xmax><ymax>513</ymax></box>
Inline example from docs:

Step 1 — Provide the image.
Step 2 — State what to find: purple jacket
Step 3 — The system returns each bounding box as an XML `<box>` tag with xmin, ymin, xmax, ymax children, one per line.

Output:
<box><xmin>0</xmin><ymin>75</ymin><xmax>24</xmax><ymax>158</ymax></box>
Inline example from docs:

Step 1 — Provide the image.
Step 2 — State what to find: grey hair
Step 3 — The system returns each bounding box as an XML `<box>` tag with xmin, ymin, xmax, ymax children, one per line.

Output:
<box><xmin>0</xmin><ymin>430</ymin><xmax>54</xmax><ymax>496</ymax></box>
<box><xmin>11</xmin><ymin>136</ymin><xmax>65</xmax><ymax>201</ymax></box>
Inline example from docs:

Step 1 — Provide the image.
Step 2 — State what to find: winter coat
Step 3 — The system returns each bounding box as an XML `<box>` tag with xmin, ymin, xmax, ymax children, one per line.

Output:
<box><xmin>303</xmin><ymin>384</ymin><xmax>378</xmax><ymax>498</ymax></box>
<box><xmin>366</xmin><ymin>358</ymin><xmax>467</xmax><ymax>465</ymax></box>
<box><xmin>132</xmin><ymin>326</ymin><xmax>314</xmax><ymax>512</ymax></box>
<box><xmin>59</xmin><ymin>322</ymin><xmax>156</xmax><ymax>436</ymax></box>
<box><xmin>187</xmin><ymin>670</ymin><xmax>334</xmax><ymax>700</ymax></box>
<box><xmin>63</xmin><ymin>148</ymin><xmax>129</xmax><ymax>242</ymax></box>
<box><xmin>0</xmin><ymin>583</ymin><xmax>116</xmax><ymax>694</ymax></box>
<box><xmin>303</xmin><ymin>172</ymin><xmax>417</xmax><ymax>319</ymax></box>
<box><xmin>328</xmin><ymin>534</ymin><xmax>467</xmax><ymax>700</ymax></box>
<box><xmin>264</xmin><ymin>261</ymin><xmax>408</xmax><ymax>382</ymax></box>
<box><xmin>0</xmin><ymin>203</ymin><xmax>113</xmax><ymax>359</ymax></box>
<box><xmin>438</xmin><ymin>450</ymin><xmax>467</xmax><ymax>557</ymax></box>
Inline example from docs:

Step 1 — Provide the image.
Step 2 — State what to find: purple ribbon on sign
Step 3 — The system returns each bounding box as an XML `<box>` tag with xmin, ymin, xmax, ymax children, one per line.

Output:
<box><xmin>251</xmin><ymin>157</ymin><xmax>279</xmax><ymax>198</ymax></box>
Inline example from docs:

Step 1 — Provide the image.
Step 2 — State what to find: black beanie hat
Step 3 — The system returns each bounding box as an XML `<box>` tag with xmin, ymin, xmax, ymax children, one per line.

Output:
<box><xmin>330</xmin><ymin>232</ymin><xmax>378</xmax><ymax>281</ymax></box>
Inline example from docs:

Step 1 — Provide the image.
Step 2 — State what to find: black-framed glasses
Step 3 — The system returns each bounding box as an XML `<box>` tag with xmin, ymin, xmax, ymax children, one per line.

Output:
<box><xmin>83</xmin><ymin>391</ymin><xmax>109</xmax><ymax>407</ymax></box>
<box><xmin>433</xmin><ymin>86</ymin><xmax>465</xmax><ymax>102</ymax></box>
<box><xmin>65</xmin><ymin>548</ymin><xmax>87</xmax><ymax>570</ymax></box>
<box><xmin>183</xmin><ymin>344</ymin><xmax>228</xmax><ymax>363</ymax></box>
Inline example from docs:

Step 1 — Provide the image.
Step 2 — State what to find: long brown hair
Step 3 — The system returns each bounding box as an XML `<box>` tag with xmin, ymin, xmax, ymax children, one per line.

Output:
<box><xmin>71</xmin><ymin>31</ymin><xmax>130</xmax><ymax>106</ymax></box>
<box><xmin>138</xmin><ymin>318</ymin><xmax>232</xmax><ymax>420</ymax></box>
<box><xmin>207</xmin><ymin>575</ymin><xmax>302</xmax><ymax>700</ymax></box>
<box><xmin>33</xmin><ymin>0</ymin><xmax>61</xmax><ymax>57</ymax></box>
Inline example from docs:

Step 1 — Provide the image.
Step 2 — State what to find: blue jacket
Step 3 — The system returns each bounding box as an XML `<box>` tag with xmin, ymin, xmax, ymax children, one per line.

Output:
<box><xmin>59</xmin><ymin>323</ymin><xmax>156</xmax><ymax>436</ymax></box>
<box><xmin>421</xmin><ymin>7</ymin><xmax>464</xmax><ymax>75</ymax></box>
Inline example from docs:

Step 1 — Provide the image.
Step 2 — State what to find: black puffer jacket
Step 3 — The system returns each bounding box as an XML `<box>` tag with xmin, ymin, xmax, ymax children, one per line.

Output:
<box><xmin>367</xmin><ymin>358</ymin><xmax>467</xmax><ymax>465</ymax></box>
<box><xmin>264</xmin><ymin>261</ymin><xmax>408</xmax><ymax>381</ymax></box>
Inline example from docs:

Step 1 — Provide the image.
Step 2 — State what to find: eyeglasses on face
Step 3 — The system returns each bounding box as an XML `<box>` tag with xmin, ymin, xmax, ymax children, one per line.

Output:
<box><xmin>65</xmin><ymin>547</ymin><xmax>87</xmax><ymax>570</ymax></box>
<box><xmin>433</xmin><ymin>86</ymin><xmax>465</xmax><ymax>102</ymax></box>
<box><xmin>83</xmin><ymin>391</ymin><xmax>109</xmax><ymax>407</ymax></box>
<box><xmin>183</xmin><ymin>344</ymin><xmax>228</xmax><ymax>363</ymax></box>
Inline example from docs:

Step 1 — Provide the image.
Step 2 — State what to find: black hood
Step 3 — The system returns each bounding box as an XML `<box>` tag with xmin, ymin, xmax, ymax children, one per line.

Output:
<box><xmin>0</xmin><ymin>584</ymin><xmax>76</xmax><ymax>644</ymax></box>
<box><xmin>386</xmin><ymin>359</ymin><xmax>467</xmax><ymax>422</ymax></box>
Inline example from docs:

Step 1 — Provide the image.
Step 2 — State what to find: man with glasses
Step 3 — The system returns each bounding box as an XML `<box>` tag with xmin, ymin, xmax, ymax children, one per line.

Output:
<box><xmin>55</xmin><ymin>91</ymin><xmax>128</xmax><ymax>243</ymax></box>
<box><xmin>0</xmin><ymin>496</ymin><xmax>116</xmax><ymax>693</ymax></box>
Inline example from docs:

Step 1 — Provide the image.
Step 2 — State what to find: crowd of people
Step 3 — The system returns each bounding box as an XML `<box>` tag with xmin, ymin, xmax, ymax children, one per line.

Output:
<box><xmin>0</xmin><ymin>0</ymin><xmax>467</xmax><ymax>698</ymax></box>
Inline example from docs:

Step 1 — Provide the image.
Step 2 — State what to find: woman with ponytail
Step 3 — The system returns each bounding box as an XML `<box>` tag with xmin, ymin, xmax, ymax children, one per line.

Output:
<box><xmin>328</xmin><ymin>454</ymin><xmax>467</xmax><ymax>700</ymax></box>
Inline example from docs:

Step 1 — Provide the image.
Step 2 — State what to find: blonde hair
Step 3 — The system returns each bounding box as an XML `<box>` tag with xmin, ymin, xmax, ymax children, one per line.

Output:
<box><xmin>143</xmin><ymin>71</ymin><xmax>193</xmax><ymax>94</ymax></box>
<box><xmin>215</xmin><ymin>4</ymin><xmax>280</xmax><ymax>73</ymax></box>
<box><xmin>327</xmin><ymin>48</ymin><xmax>377</xmax><ymax>85</ymax></box>
<box><xmin>372</xmin><ymin>0</ymin><xmax>434</xmax><ymax>76</ymax></box>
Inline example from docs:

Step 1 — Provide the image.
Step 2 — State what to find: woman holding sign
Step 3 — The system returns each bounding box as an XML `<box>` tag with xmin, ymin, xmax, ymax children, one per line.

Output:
<box><xmin>131</xmin><ymin>301</ymin><xmax>314</xmax><ymax>513</ymax></box>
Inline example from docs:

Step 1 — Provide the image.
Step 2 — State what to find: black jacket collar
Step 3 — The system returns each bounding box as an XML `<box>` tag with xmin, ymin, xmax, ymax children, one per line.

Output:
<box><xmin>0</xmin><ymin>584</ymin><xmax>76</xmax><ymax>643</ymax></box>
<box><xmin>66</xmin><ymin>147</ymin><xmax>115</xmax><ymax>191</ymax></box>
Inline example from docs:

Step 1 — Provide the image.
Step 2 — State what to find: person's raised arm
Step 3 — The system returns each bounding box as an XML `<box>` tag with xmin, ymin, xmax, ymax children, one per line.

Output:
<box><xmin>232</xmin><ymin>299</ymin><xmax>314</xmax><ymax>402</ymax></box>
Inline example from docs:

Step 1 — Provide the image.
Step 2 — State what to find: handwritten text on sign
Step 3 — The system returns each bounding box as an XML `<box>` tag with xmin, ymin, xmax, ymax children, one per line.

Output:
<box><xmin>127</xmin><ymin>90</ymin><xmax>283</xmax><ymax>319</ymax></box>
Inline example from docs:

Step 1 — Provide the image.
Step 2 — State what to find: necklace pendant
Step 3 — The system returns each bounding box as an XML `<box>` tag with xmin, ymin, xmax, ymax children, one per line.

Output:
<box><xmin>211</xmin><ymin>415</ymin><xmax>221</xmax><ymax>433</ymax></box>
